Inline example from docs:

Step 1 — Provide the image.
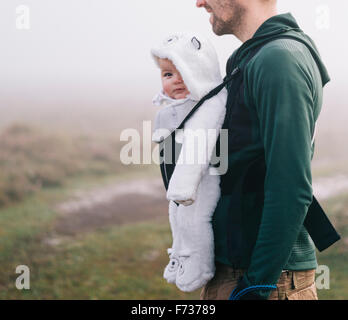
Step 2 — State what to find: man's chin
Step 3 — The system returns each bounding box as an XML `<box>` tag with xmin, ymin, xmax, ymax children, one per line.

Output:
<box><xmin>212</xmin><ymin>24</ymin><xmax>225</xmax><ymax>36</ymax></box>
<box><xmin>211</xmin><ymin>19</ymin><xmax>227</xmax><ymax>36</ymax></box>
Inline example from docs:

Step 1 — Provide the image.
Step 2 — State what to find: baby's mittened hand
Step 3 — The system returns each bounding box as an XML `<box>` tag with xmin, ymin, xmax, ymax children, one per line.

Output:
<box><xmin>175</xmin><ymin>199</ymin><xmax>195</xmax><ymax>206</ymax></box>
<box><xmin>167</xmin><ymin>188</ymin><xmax>196</xmax><ymax>206</ymax></box>
<box><xmin>166</xmin><ymin>183</ymin><xmax>197</xmax><ymax>207</ymax></box>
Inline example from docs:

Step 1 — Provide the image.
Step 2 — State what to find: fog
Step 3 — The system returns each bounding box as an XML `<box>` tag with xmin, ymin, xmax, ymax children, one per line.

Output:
<box><xmin>0</xmin><ymin>0</ymin><xmax>347</xmax><ymax>138</ymax></box>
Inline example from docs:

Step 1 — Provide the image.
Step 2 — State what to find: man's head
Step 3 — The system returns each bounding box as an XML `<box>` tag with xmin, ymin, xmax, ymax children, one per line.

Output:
<box><xmin>196</xmin><ymin>0</ymin><xmax>277</xmax><ymax>39</ymax></box>
<box><xmin>156</xmin><ymin>57</ymin><xmax>190</xmax><ymax>100</ymax></box>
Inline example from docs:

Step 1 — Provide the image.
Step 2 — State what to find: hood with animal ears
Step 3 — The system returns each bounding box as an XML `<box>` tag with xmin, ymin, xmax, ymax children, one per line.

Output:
<box><xmin>151</xmin><ymin>32</ymin><xmax>223</xmax><ymax>101</ymax></box>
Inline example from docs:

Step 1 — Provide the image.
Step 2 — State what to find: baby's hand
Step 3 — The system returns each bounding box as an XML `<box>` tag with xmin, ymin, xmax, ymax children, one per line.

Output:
<box><xmin>175</xmin><ymin>199</ymin><xmax>195</xmax><ymax>206</ymax></box>
<box><xmin>166</xmin><ymin>173</ymin><xmax>197</xmax><ymax>207</ymax></box>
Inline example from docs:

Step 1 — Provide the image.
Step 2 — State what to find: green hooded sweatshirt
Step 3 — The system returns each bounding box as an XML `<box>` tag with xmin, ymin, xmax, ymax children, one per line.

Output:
<box><xmin>212</xmin><ymin>12</ymin><xmax>330</xmax><ymax>299</ymax></box>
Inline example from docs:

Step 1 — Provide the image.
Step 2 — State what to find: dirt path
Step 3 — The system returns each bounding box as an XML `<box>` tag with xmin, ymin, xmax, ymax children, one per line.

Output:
<box><xmin>52</xmin><ymin>178</ymin><xmax>168</xmax><ymax>237</ymax></box>
<box><xmin>48</xmin><ymin>173</ymin><xmax>348</xmax><ymax>241</ymax></box>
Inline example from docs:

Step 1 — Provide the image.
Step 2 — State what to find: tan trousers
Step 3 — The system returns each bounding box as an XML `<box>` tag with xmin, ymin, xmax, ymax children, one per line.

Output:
<box><xmin>200</xmin><ymin>262</ymin><xmax>318</xmax><ymax>300</ymax></box>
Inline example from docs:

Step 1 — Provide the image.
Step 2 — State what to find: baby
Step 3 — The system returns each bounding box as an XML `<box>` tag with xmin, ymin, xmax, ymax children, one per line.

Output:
<box><xmin>151</xmin><ymin>33</ymin><xmax>227</xmax><ymax>292</ymax></box>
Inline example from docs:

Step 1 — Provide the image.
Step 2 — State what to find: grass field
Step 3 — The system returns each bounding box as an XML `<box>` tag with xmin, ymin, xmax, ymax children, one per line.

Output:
<box><xmin>315</xmin><ymin>192</ymin><xmax>348</xmax><ymax>300</ymax></box>
<box><xmin>0</xmin><ymin>168</ymin><xmax>201</xmax><ymax>299</ymax></box>
<box><xmin>0</xmin><ymin>122</ymin><xmax>347</xmax><ymax>300</ymax></box>
<box><xmin>0</xmin><ymin>168</ymin><xmax>347</xmax><ymax>300</ymax></box>
<box><xmin>0</xmin><ymin>123</ymin><xmax>125</xmax><ymax>208</ymax></box>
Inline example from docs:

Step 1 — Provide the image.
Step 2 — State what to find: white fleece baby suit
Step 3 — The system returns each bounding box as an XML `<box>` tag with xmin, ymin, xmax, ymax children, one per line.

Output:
<box><xmin>151</xmin><ymin>32</ymin><xmax>227</xmax><ymax>292</ymax></box>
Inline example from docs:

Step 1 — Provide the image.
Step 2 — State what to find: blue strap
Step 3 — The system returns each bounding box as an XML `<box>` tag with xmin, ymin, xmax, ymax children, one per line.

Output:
<box><xmin>229</xmin><ymin>284</ymin><xmax>277</xmax><ymax>300</ymax></box>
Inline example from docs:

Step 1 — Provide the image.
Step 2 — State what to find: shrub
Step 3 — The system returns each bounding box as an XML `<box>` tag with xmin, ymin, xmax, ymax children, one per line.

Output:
<box><xmin>0</xmin><ymin>123</ymin><xmax>123</xmax><ymax>208</ymax></box>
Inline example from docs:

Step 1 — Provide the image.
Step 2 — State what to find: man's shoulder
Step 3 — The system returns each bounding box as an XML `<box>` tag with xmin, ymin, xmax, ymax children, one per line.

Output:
<box><xmin>245</xmin><ymin>38</ymin><xmax>317</xmax><ymax>85</ymax></box>
<box><xmin>226</xmin><ymin>50</ymin><xmax>238</xmax><ymax>74</ymax></box>
<box><xmin>248</xmin><ymin>38</ymin><xmax>312</xmax><ymax>72</ymax></box>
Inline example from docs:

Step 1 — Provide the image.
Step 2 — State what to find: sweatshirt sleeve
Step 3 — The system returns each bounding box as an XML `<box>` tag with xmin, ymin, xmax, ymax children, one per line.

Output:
<box><xmin>166</xmin><ymin>91</ymin><xmax>227</xmax><ymax>204</ymax></box>
<box><xmin>241</xmin><ymin>43</ymin><xmax>317</xmax><ymax>299</ymax></box>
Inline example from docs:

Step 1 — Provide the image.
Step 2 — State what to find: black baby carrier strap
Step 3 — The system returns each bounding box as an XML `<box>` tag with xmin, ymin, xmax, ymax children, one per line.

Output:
<box><xmin>159</xmin><ymin>76</ymin><xmax>235</xmax><ymax>197</ymax></box>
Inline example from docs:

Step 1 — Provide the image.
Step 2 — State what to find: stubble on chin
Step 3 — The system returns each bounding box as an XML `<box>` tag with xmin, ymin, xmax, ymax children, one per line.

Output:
<box><xmin>212</xmin><ymin>2</ymin><xmax>245</xmax><ymax>36</ymax></box>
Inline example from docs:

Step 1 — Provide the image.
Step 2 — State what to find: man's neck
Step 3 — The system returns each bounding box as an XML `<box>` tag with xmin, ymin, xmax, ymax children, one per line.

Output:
<box><xmin>236</xmin><ymin>7</ymin><xmax>278</xmax><ymax>43</ymax></box>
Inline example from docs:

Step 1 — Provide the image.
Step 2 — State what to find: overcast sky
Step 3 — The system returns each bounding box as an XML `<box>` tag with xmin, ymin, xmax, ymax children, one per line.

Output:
<box><xmin>0</xmin><ymin>0</ymin><xmax>347</xmax><ymax>119</ymax></box>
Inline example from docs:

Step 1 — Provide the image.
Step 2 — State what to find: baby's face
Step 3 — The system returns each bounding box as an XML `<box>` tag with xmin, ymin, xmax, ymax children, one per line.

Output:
<box><xmin>158</xmin><ymin>58</ymin><xmax>190</xmax><ymax>100</ymax></box>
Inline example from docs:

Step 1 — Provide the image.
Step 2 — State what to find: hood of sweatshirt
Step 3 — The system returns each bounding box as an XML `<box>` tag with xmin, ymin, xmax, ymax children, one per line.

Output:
<box><xmin>151</xmin><ymin>32</ymin><xmax>223</xmax><ymax>100</ymax></box>
<box><xmin>230</xmin><ymin>12</ymin><xmax>330</xmax><ymax>87</ymax></box>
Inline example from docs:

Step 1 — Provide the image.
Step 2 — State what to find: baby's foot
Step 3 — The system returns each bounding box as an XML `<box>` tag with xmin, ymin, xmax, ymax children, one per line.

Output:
<box><xmin>163</xmin><ymin>249</ymin><xmax>180</xmax><ymax>284</ymax></box>
<box><xmin>175</xmin><ymin>253</ymin><xmax>215</xmax><ymax>292</ymax></box>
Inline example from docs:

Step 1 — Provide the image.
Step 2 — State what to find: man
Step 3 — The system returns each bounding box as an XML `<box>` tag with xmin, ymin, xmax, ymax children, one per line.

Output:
<box><xmin>195</xmin><ymin>0</ymin><xmax>336</xmax><ymax>300</ymax></box>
